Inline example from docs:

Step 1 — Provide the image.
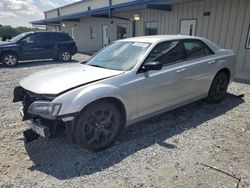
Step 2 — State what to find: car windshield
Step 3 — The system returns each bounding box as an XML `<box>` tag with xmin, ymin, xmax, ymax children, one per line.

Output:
<box><xmin>87</xmin><ymin>42</ymin><xmax>151</xmax><ymax>71</ymax></box>
<box><xmin>9</xmin><ymin>33</ymin><xmax>29</xmax><ymax>42</ymax></box>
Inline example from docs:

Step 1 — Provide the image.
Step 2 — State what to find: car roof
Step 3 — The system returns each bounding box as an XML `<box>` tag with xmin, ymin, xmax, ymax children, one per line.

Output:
<box><xmin>35</xmin><ymin>31</ymin><xmax>66</xmax><ymax>34</ymax></box>
<box><xmin>119</xmin><ymin>35</ymin><xmax>204</xmax><ymax>43</ymax></box>
<box><xmin>119</xmin><ymin>35</ymin><xmax>222</xmax><ymax>52</ymax></box>
<box><xmin>25</xmin><ymin>31</ymin><xmax>67</xmax><ymax>35</ymax></box>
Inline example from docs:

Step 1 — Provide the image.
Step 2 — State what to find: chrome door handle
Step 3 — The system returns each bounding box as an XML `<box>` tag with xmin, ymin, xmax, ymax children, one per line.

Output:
<box><xmin>208</xmin><ymin>60</ymin><xmax>216</xmax><ymax>64</ymax></box>
<box><xmin>176</xmin><ymin>68</ymin><xmax>186</xmax><ymax>73</ymax></box>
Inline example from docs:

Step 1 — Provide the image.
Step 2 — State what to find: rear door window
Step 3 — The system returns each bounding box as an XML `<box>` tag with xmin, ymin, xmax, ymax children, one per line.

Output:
<box><xmin>33</xmin><ymin>33</ymin><xmax>50</xmax><ymax>43</ymax></box>
<box><xmin>47</xmin><ymin>33</ymin><xmax>59</xmax><ymax>42</ymax></box>
<box><xmin>183</xmin><ymin>39</ymin><xmax>214</xmax><ymax>60</ymax></box>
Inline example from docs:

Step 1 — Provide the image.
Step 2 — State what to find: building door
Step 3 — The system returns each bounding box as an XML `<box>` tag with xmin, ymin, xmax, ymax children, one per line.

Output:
<box><xmin>102</xmin><ymin>25</ymin><xmax>109</xmax><ymax>47</ymax></box>
<box><xmin>71</xmin><ymin>27</ymin><xmax>75</xmax><ymax>40</ymax></box>
<box><xmin>117</xmin><ymin>24</ymin><xmax>127</xmax><ymax>39</ymax></box>
<box><xmin>180</xmin><ymin>19</ymin><xmax>196</xmax><ymax>36</ymax></box>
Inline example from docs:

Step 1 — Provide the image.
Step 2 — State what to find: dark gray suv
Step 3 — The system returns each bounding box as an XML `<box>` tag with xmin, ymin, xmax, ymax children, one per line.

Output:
<box><xmin>0</xmin><ymin>31</ymin><xmax>78</xmax><ymax>67</ymax></box>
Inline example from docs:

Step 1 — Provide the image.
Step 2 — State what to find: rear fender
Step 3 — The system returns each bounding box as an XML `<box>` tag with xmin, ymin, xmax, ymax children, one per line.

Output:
<box><xmin>211</xmin><ymin>50</ymin><xmax>235</xmax><ymax>83</ymax></box>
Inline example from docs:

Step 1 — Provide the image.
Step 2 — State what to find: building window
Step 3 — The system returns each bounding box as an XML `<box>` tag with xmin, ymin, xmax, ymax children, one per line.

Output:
<box><xmin>117</xmin><ymin>24</ymin><xmax>127</xmax><ymax>39</ymax></box>
<box><xmin>246</xmin><ymin>25</ymin><xmax>250</xmax><ymax>49</ymax></box>
<box><xmin>145</xmin><ymin>22</ymin><xmax>159</xmax><ymax>36</ymax></box>
<box><xmin>90</xmin><ymin>26</ymin><xmax>97</xmax><ymax>40</ymax></box>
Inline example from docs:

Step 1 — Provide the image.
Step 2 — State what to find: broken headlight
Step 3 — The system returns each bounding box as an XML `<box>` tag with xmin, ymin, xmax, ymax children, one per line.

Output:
<box><xmin>28</xmin><ymin>101</ymin><xmax>62</xmax><ymax>119</ymax></box>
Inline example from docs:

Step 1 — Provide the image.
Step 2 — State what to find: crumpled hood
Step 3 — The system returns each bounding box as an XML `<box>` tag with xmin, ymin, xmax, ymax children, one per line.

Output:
<box><xmin>20</xmin><ymin>64</ymin><xmax>124</xmax><ymax>95</ymax></box>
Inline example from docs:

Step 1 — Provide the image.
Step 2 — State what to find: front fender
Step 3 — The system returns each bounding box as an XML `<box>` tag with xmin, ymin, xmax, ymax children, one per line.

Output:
<box><xmin>0</xmin><ymin>46</ymin><xmax>20</xmax><ymax>57</ymax></box>
<box><xmin>53</xmin><ymin>84</ymin><xmax>126</xmax><ymax>116</ymax></box>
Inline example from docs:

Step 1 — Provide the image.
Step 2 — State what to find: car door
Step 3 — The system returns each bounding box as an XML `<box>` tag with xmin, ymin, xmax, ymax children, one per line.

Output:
<box><xmin>181</xmin><ymin>39</ymin><xmax>216</xmax><ymax>97</ymax></box>
<box><xmin>19</xmin><ymin>34</ymin><xmax>41</xmax><ymax>60</ymax></box>
<box><xmin>136</xmin><ymin>40</ymin><xmax>193</xmax><ymax>118</ymax></box>
<box><xmin>35</xmin><ymin>33</ymin><xmax>55</xmax><ymax>59</ymax></box>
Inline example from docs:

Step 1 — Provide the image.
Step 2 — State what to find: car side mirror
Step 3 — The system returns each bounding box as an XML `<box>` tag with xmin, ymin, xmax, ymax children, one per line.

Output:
<box><xmin>143</xmin><ymin>61</ymin><xmax>162</xmax><ymax>71</ymax></box>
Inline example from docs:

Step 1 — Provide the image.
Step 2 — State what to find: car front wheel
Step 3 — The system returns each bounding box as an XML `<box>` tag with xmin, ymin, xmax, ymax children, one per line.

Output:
<box><xmin>75</xmin><ymin>101</ymin><xmax>122</xmax><ymax>152</ymax></box>
<box><xmin>59</xmin><ymin>50</ymin><xmax>72</xmax><ymax>62</ymax></box>
<box><xmin>2</xmin><ymin>53</ymin><xmax>19</xmax><ymax>67</ymax></box>
<box><xmin>207</xmin><ymin>72</ymin><xmax>229</xmax><ymax>103</ymax></box>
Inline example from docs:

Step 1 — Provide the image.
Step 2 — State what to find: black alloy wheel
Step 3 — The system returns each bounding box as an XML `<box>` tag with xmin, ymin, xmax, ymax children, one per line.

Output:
<box><xmin>207</xmin><ymin>72</ymin><xmax>229</xmax><ymax>103</ymax></box>
<box><xmin>75</xmin><ymin>101</ymin><xmax>122</xmax><ymax>152</ymax></box>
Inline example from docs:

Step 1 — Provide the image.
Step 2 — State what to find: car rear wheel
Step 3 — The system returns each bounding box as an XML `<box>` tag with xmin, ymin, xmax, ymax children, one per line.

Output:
<box><xmin>2</xmin><ymin>53</ymin><xmax>18</xmax><ymax>67</ymax></box>
<box><xmin>59</xmin><ymin>50</ymin><xmax>72</xmax><ymax>62</ymax></box>
<box><xmin>207</xmin><ymin>72</ymin><xmax>229</xmax><ymax>103</ymax></box>
<box><xmin>75</xmin><ymin>101</ymin><xmax>122</xmax><ymax>152</ymax></box>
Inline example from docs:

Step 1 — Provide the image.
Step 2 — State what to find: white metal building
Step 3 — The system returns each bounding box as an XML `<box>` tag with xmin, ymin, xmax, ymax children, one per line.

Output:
<box><xmin>32</xmin><ymin>0</ymin><xmax>250</xmax><ymax>80</ymax></box>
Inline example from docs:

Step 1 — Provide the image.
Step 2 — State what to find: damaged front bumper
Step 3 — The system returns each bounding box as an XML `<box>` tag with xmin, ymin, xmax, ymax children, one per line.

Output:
<box><xmin>20</xmin><ymin>106</ymin><xmax>76</xmax><ymax>143</ymax></box>
<box><xmin>14</xmin><ymin>86</ymin><xmax>76</xmax><ymax>142</ymax></box>
<box><xmin>20</xmin><ymin>107</ymin><xmax>50</xmax><ymax>138</ymax></box>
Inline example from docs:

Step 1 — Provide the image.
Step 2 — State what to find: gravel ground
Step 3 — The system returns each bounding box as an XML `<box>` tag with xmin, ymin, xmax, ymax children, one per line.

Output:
<box><xmin>0</xmin><ymin>54</ymin><xmax>249</xmax><ymax>188</ymax></box>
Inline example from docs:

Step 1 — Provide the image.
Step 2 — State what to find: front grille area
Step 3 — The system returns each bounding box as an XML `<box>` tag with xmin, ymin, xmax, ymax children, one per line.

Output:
<box><xmin>13</xmin><ymin>87</ymin><xmax>66</xmax><ymax>138</ymax></box>
<box><xmin>13</xmin><ymin>87</ymin><xmax>56</xmax><ymax>120</ymax></box>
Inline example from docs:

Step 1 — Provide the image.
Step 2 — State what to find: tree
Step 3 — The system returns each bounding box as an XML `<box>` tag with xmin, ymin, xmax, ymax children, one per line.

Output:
<box><xmin>0</xmin><ymin>25</ymin><xmax>39</xmax><ymax>39</ymax></box>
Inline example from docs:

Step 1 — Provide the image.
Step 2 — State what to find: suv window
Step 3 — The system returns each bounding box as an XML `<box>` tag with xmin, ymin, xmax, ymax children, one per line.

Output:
<box><xmin>22</xmin><ymin>33</ymin><xmax>50</xmax><ymax>43</ymax></box>
<box><xmin>57</xmin><ymin>33</ymin><xmax>73</xmax><ymax>41</ymax></box>
<box><xmin>183</xmin><ymin>39</ymin><xmax>214</xmax><ymax>60</ymax></box>
<box><xmin>145</xmin><ymin>41</ymin><xmax>183</xmax><ymax>66</ymax></box>
<box><xmin>22</xmin><ymin>34</ymin><xmax>36</xmax><ymax>43</ymax></box>
<box><xmin>36</xmin><ymin>33</ymin><xmax>50</xmax><ymax>42</ymax></box>
<box><xmin>46</xmin><ymin>33</ymin><xmax>59</xmax><ymax>42</ymax></box>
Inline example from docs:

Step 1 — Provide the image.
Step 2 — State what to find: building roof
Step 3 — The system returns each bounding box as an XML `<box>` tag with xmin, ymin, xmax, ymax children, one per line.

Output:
<box><xmin>31</xmin><ymin>0</ymin><xmax>172</xmax><ymax>25</ymax></box>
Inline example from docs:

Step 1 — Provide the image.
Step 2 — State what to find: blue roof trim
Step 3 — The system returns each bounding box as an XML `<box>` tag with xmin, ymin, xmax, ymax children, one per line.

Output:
<box><xmin>31</xmin><ymin>0</ymin><xmax>172</xmax><ymax>25</ymax></box>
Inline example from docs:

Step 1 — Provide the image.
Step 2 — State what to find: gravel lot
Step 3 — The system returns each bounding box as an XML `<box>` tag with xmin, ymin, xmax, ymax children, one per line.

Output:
<box><xmin>0</xmin><ymin>54</ymin><xmax>249</xmax><ymax>188</ymax></box>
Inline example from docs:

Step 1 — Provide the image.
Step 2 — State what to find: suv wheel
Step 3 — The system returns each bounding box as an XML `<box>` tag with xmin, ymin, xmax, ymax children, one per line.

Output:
<box><xmin>2</xmin><ymin>53</ymin><xmax>18</xmax><ymax>67</ymax></box>
<box><xmin>59</xmin><ymin>50</ymin><xmax>72</xmax><ymax>62</ymax></box>
<box><xmin>207</xmin><ymin>72</ymin><xmax>229</xmax><ymax>103</ymax></box>
<box><xmin>75</xmin><ymin>101</ymin><xmax>122</xmax><ymax>152</ymax></box>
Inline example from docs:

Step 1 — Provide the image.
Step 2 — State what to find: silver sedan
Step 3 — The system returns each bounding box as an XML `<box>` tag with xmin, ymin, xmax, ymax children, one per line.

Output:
<box><xmin>14</xmin><ymin>35</ymin><xmax>235</xmax><ymax>151</ymax></box>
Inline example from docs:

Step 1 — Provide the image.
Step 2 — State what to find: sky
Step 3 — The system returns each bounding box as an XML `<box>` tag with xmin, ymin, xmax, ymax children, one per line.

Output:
<box><xmin>0</xmin><ymin>0</ymin><xmax>80</xmax><ymax>27</ymax></box>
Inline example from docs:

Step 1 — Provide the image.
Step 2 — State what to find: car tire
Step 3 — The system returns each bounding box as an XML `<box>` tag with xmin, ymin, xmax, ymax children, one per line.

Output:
<box><xmin>58</xmin><ymin>49</ymin><xmax>72</xmax><ymax>62</ymax></box>
<box><xmin>1</xmin><ymin>52</ymin><xmax>19</xmax><ymax>67</ymax></box>
<box><xmin>74</xmin><ymin>101</ymin><xmax>122</xmax><ymax>152</ymax></box>
<box><xmin>207</xmin><ymin>72</ymin><xmax>229</xmax><ymax>103</ymax></box>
